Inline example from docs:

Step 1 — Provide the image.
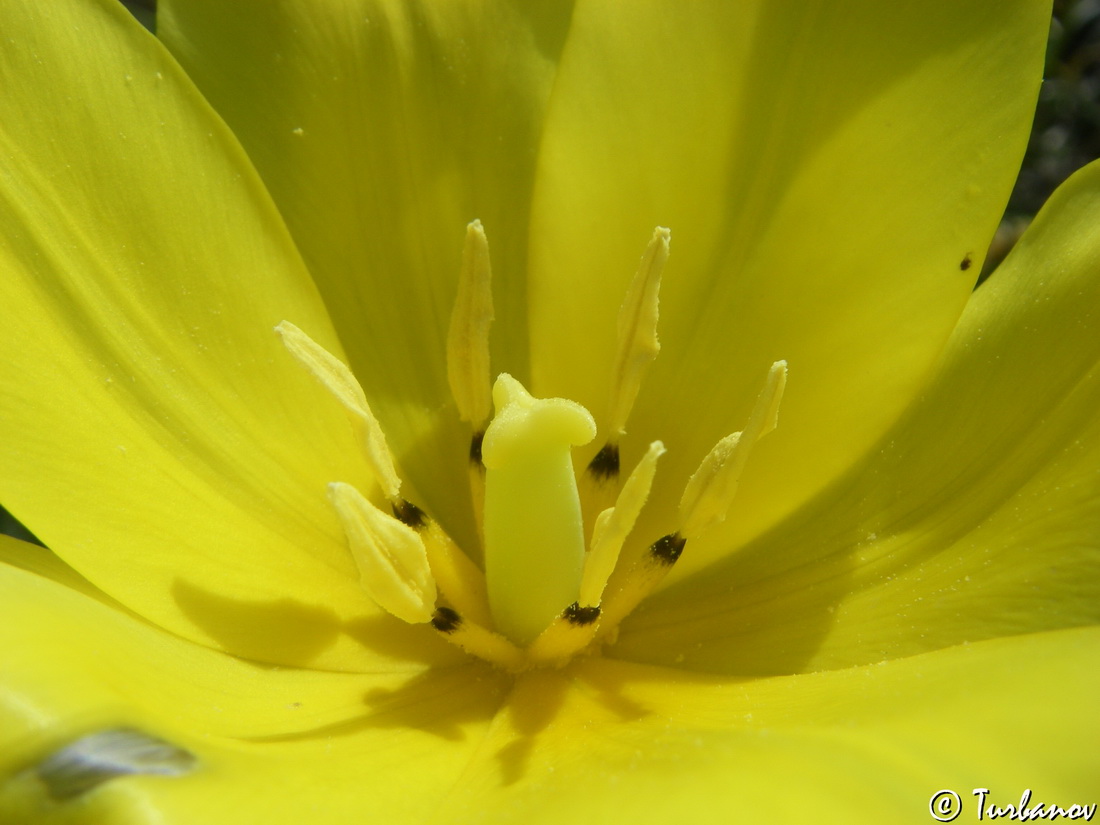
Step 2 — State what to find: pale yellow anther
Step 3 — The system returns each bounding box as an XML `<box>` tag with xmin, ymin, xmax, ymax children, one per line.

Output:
<box><xmin>446</xmin><ymin>220</ymin><xmax>495</xmax><ymax>427</ymax></box>
<box><xmin>276</xmin><ymin>321</ymin><xmax>401</xmax><ymax>500</ymax></box>
<box><xmin>678</xmin><ymin>361</ymin><xmax>787</xmax><ymax>540</ymax></box>
<box><xmin>580</xmin><ymin>440</ymin><xmax>665</xmax><ymax>606</ymax></box>
<box><xmin>607</xmin><ymin>227</ymin><xmax>670</xmax><ymax>437</ymax></box>
<box><xmin>746</xmin><ymin>359</ymin><xmax>787</xmax><ymax>442</ymax></box>
<box><xmin>482</xmin><ymin>373</ymin><xmax>596</xmax><ymax>645</ymax></box>
<box><xmin>328</xmin><ymin>482</ymin><xmax>437</xmax><ymax>624</ymax></box>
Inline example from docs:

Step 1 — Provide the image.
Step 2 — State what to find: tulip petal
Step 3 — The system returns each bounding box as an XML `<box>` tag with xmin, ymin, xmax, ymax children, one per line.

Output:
<box><xmin>444</xmin><ymin>628</ymin><xmax>1100</xmax><ymax>822</ymax></box>
<box><xmin>618</xmin><ymin>160</ymin><xmax>1100</xmax><ymax>674</ymax></box>
<box><xmin>5</xmin><ymin>545</ymin><xmax>1093</xmax><ymax>823</ymax></box>
<box><xmin>526</xmin><ymin>0</ymin><xmax>1049</xmax><ymax>570</ymax></box>
<box><xmin>0</xmin><ymin>541</ymin><xmax>507</xmax><ymax>822</ymax></box>
<box><xmin>0</xmin><ymin>0</ymin><xmax>453</xmax><ymax>669</ymax></box>
<box><xmin>157</xmin><ymin>1</ymin><xmax>576</xmax><ymax>549</ymax></box>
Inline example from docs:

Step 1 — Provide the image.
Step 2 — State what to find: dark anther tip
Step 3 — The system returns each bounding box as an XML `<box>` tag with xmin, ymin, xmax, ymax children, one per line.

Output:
<box><xmin>562</xmin><ymin>602</ymin><xmax>601</xmax><ymax>625</ymax></box>
<box><xmin>586</xmin><ymin>442</ymin><xmax>620</xmax><ymax>481</ymax></box>
<box><xmin>431</xmin><ymin>606</ymin><xmax>462</xmax><ymax>633</ymax></box>
<box><xmin>648</xmin><ymin>532</ymin><xmax>686</xmax><ymax>566</ymax></box>
<box><xmin>392</xmin><ymin>499</ymin><xmax>428</xmax><ymax>530</ymax></box>
<box><xmin>469</xmin><ymin>430</ymin><xmax>485</xmax><ymax>467</ymax></box>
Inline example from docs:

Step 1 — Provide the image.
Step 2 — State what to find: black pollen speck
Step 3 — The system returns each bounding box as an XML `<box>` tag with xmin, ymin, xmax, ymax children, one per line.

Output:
<box><xmin>469</xmin><ymin>430</ymin><xmax>485</xmax><ymax>466</ymax></box>
<box><xmin>431</xmin><ymin>606</ymin><xmax>462</xmax><ymax>633</ymax></box>
<box><xmin>586</xmin><ymin>442</ymin><xmax>620</xmax><ymax>481</ymax></box>
<box><xmin>562</xmin><ymin>602</ymin><xmax>601</xmax><ymax>625</ymax></box>
<box><xmin>392</xmin><ymin>499</ymin><xmax>427</xmax><ymax>530</ymax></box>
<box><xmin>648</xmin><ymin>532</ymin><xmax>686</xmax><ymax>566</ymax></box>
<box><xmin>960</xmin><ymin>254</ymin><xmax>973</xmax><ymax>271</ymax></box>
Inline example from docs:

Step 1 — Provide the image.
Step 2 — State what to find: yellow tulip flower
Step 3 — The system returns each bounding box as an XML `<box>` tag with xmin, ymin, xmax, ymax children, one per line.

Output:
<box><xmin>1</xmin><ymin>0</ymin><xmax>1097</xmax><ymax>822</ymax></box>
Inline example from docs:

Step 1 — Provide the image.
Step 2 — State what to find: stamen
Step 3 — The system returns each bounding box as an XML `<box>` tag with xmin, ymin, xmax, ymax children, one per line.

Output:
<box><xmin>562</xmin><ymin>603</ymin><xmax>602</xmax><ymax>624</ymax></box>
<box><xmin>678</xmin><ymin>360</ymin><xmax>787</xmax><ymax>539</ymax></box>
<box><xmin>606</xmin><ymin>226</ymin><xmax>670</xmax><ymax>439</ymax></box>
<box><xmin>431</xmin><ymin>606</ymin><xmax>462</xmax><ymax>632</ymax></box>
<box><xmin>328</xmin><ymin>482</ymin><xmax>437</xmax><ymax>624</ymax></box>
<box><xmin>282</xmin><ymin>224</ymin><xmax>792</xmax><ymax>671</ymax></box>
<box><xmin>276</xmin><ymin>321</ymin><xmax>402</xmax><ymax>501</ymax></box>
<box><xmin>391</xmin><ymin>498</ymin><xmax>427</xmax><ymax>529</ymax></box>
<box><xmin>594</xmin><ymin>531</ymin><xmax>686</xmax><ymax>641</ymax></box>
<box><xmin>481</xmin><ymin>373</ymin><xmax>596</xmax><ymax>645</ymax></box>
<box><xmin>446</xmin><ymin>219</ymin><xmax>495</xmax><ymax>429</ymax></box>
<box><xmin>418</xmin><ymin>514</ymin><xmax>494</xmax><ymax>628</ymax></box>
<box><xmin>586</xmin><ymin>442</ymin><xmax>621</xmax><ymax>481</ymax></box>
<box><xmin>580</xmin><ymin>440</ymin><xmax>665</xmax><ymax>606</ymax></box>
<box><xmin>520</xmin><ymin>444</ymin><xmax>664</xmax><ymax>667</ymax></box>
<box><xmin>594</xmin><ymin>363</ymin><xmax>787</xmax><ymax>644</ymax></box>
<box><xmin>429</xmin><ymin>607</ymin><xmax>525</xmax><ymax>671</ymax></box>
<box><xmin>525</xmin><ymin>603</ymin><xmax>603</xmax><ymax>667</ymax></box>
<box><xmin>468</xmin><ymin>430</ymin><xmax>485</xmax><ymax>466</ymax></box>
<box><xmin>648</xmin><ymin>531</ymin><xmax>687</xmax><ymax>565</ymax></box>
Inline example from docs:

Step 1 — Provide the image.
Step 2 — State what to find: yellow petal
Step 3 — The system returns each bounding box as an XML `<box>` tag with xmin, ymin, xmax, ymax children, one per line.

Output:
<box><xmin>5</xmin><ymin>543</ymin><xmax>1094</xmax><ymax>822</ymax></box>
<box><xmin>0</xmin><ymin>537</ymin><xmax>462</xmax><ymax>741</ymax></box>
<box><xmin>445</xmin><ymin>628</ymin><xmax>1100</xmax><ymax>822</ymax></box>
<box><xmin>0</xmin><ymin>542</ymin><xmax>506</xmax><ymax>822</ymax></box>
<box><xmin>0</xmin><ymin>0</ymin><xmax>439</xmax><ymax>670</ymax></box>
<box><xmin>526</xmin><ymin>0</ymin><xmax>1049</xmax><ymax>574</ymax></box>
<box><xmin>618</xmin><ymin>160</ymin><xmax>1100</xmax><ymax>674</ymax></box>
<box><xmin>157</xmin><ymin>1</ymin><xmax>575</xmax><ymax>551</ymax></box>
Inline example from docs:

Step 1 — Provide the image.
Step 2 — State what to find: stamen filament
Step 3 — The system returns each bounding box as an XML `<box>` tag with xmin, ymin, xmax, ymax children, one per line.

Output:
<box><xmin>328</xmin><ymin>482</ymin><xmax>437</xmax><ymax>623</ymax></box>
<box><xmin>594</xmin><ymin>531</ymin><xmax>686</xmax><ymax>642</ymax></box>
<box><xmin>418</xmin><ymin>517</ymin><xmax>494</xmax><ymax>629</ymax></box>
<box><xmin>525</xmin><ymin>602</ymin><xmax>603</xmax><ymax>667</ymax></box>
<box><xmin>277</xmin><ymin>321</ymin><xmax>402</xmax><ymax>501</ymax></box>
<box><xmin>430</xmin><ymin>607</ymin><xmax>525</xmax><ymax>671</ymax></box>
<box><xmin>580</xmin><ymin>440</ymin><xmax>665</xmax><ymax>606</ymax></box>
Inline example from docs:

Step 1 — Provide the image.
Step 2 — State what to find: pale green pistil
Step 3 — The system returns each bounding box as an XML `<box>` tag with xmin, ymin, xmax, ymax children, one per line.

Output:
<box><xmin>481</xmin><ymin>373</ymin><xmax>596</xmax><ymax>645</ymax></box>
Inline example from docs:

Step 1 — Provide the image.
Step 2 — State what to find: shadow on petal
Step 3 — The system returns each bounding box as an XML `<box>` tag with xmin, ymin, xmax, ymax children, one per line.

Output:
<box><xmin>238</xmin><ymin>663</ymin><xmax>510</xmax><ymax>746</ymax></box>
<box><xmin>173</xmin><ymin>579</ymin><xmax>471</xmax><ymax>669</ymax></box>
<box><xmin>612</xmin><ymin>519</ymin><xmax>855</xmax><ymax>676</ymax></box>
<box><xmin>495</xmin><ymin>670</ymin><xmax>570</xmax><ymax>786</ymax></box>
<box><xmin>344</xmin><ymin>613</ymin><xmax>468</xmax><ymax>666</ymax></box>
<box><xmin>496</xmin><ymin>666</ymin><xmax>659</xmax><ymax>787</ymax></box>
<box><xmin>173</xmin><ymin>579</ymin><xmax>342</xmax><ymax>666</ymax></box>
<box><xmin>360</xmin><ymin>664</ymin><xmax>512</xmax><ymax>742</ymax></box>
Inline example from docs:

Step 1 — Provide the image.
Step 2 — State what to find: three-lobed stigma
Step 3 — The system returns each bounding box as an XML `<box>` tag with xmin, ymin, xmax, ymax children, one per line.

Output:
<box><xmin>279</xmin><ymin>223</ymin><xmax>787</xmax><ymax>671</ymax></box>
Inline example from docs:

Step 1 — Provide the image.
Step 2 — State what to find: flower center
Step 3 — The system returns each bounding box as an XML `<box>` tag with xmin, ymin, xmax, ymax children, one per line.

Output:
<box><xmin>277</xmin><ymin>223</ymin><xmax>786</xmax><ymax>671</ymax></box>
<box><xmin>481</xmin><ymin>373</ymin><xmax>595</xmax><ymax>645</ymax></box>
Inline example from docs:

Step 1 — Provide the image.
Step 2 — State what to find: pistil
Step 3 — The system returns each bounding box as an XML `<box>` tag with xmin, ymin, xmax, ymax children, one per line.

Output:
<box><xmin>481</xmin><ymin>374</ymin><xmax>596</xmax><ymax>645</ymax></box>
